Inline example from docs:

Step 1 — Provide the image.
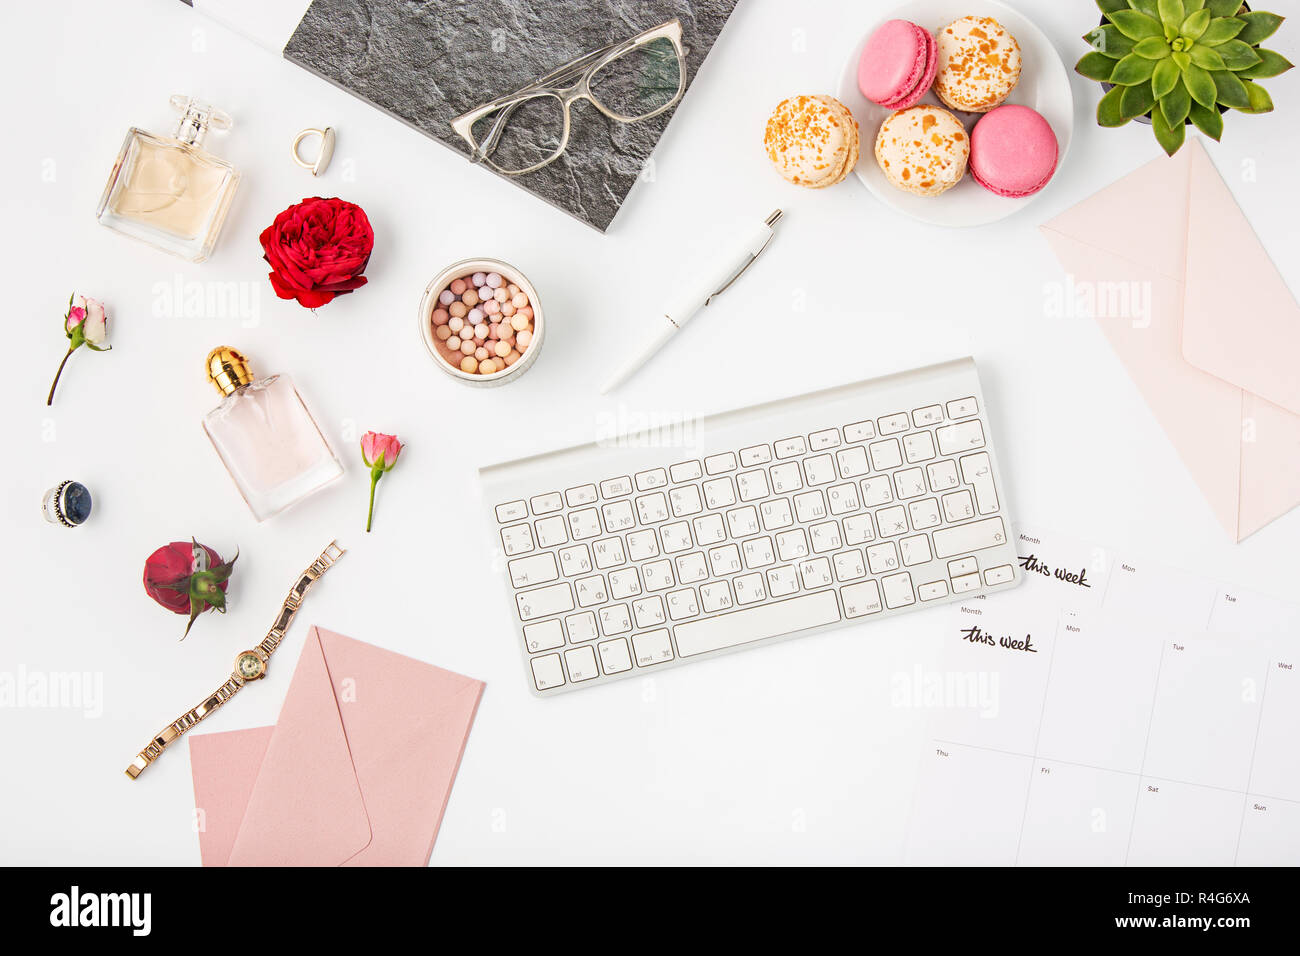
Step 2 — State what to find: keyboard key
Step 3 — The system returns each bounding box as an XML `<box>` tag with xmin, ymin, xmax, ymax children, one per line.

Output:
<box><xmin>565</xmin><ymin>611</ymin><xmax>598</xmax><ymax>644</ymax></box>
<box><xmin>860</xmin><ymin>476</ymin><xmax>893</xmax><ymax>507</ymax></box>
<box><xmin>903</xmin><ymin>431</ymin><xmax>936</xmax><ymax>463</ymax></box>
<box><xmin>666</xmin><ymin>588</ymin><xmax>700</xmax><ymax>621</ymax></box>
<box><xmin>909</xmin><ymin>498</ymin><xmax>942</xmax><ymax>530</ymax></box>
<box><xmin>984</xmin><ymin>564</ymin><xmax>1015</xmax><ymax>586</ymax></box>
<box><xmin>810</xmin><ymin>521</ymin><xmax>842</xmax><ymax>554</ymax></box>
<box><xmin>947</xmin><ymin>557</ymin><xmax>978</xmax><ymax>577</ymax></box>
<box><xmin>809</xmin><ymin>428</ymin><xmax>840</xmax><ymax>450</ymax></box>
<box><xmin>642</xmin><ymin>559</ymin><xmax>674</xmax><ymax>591</ymax></box>
<box><xmin>599</xmin><ymin>604</ymin><xmax>632</xmax><ymax>635</ymax></box>
<box><xmin>602</xmin><ymin>500</ymin><xmax>635</xmax><ymax>533</ymax></box>
<box><xmin>827</xmin><ymin>482</ymin><xmax>861</xmax><ymax>516</ymax></box>
<box><xmin>736</xmin><ymin>469</ymin><xmax>770</xmax><ymax>502</ymax></box>
<box><xmin>669</xmin><ymin>484</ymin><xmax>704</xmax><ymax>517</ymax></box>
<box><xmin>844</xmin><ymin>420</ymin><xmax>876</xmax><ymax>443</ymax></box>
<box><xmin>866</xmin><ymin>541</ymin><xmax>900</xmax><ymax>574</ymax></box>
<box><xmin>740</xmin><ymin>444</ymin><xmax>772</xmax><ymax>466</ymax></box>
<box><xmin>766</xmin><ymin>565</ymin><xmax>800</xmax><ymax>597</ymax></box>
<box><xmin>869</xmin><ymin>439</ymin><xmax>902</xmax><ymax>470</ymax></box>
<box><xmin>918</xmin><ymin>580</ymin><xmax>949</xmax><ymax>601</ymax></box>
<box><xmin>565</xmin><ymin>484</ymin><xmax>598</xmax><ymax>507</ymax></box>
<box><xmin>798</xmin><ymin>557</ymin><xmax>833</xmax><ymax>589</ymax></box>
<box><xmin>632</xmin><ymin>596</ymin><xmax>666</xmax><ymax>628</ymax></box>
<box><xmin>833</xmin><ymin>549</ymin><xmax>866</xmax><ymax>582</ymax></box>
<box><xmin>876</xmin><ymin>506</ymin><xmax>909</xmax><ymax>537</ymax></box>
<box><xmin>675</xmin><ymin>591</ymin><xmax>840</xmax><ymax>657</ymax></box>
<box><xmin>836</xmin><ymin>446</ymin><xmax>870</xmax><ymax>479</ymax></box>
<box><xmin>708</xmin><ymin>544</ymin><xmax>742</xmax><ymax>577</ymax></box>
<box><xmin>742</xmin><ymin>536</ymin><xmax>776</xmax><ymax>569</ymax></box>
<box><xmin>878</xmin><ymin>413</ymin><xmax>910</xmax><ymax>435</ymax></box>
<box><xmin>693</xmin><ymin>513</ymin><xmax>726</xmax><ymax>545</ymax></box>
<box><xmin>516</xmin><ymin>583</ymin><xmax>575</xmax><ymax>621</ymax></box>
<box><xmin>700</xmin><ymin>580</ymin><xmax>734</xmax><ymax>612</ymax></box>
<box><xmin>842</xmin><ymin>580</ymin><xmax>883</xmax><ymax>617</ymax></box>
<box><xmin>670</xmin><ymin>460</ymin><xmax>702</xmax><ymax>483</ymax></box>
<box><xmin>558</xmin><ymin>545</ymin><xmax>592</xmax><ymax>576</ymax></box>
<box><xmin>575</xmin><ymin>574</ymin><xmax>608</xmax><ymax>607</ymax></box>
<box><xmin>960</xmin><ymin>452</ymin><xmax>999</xmax><ymax>515</ymax></box>
<box><xmin>635</xmin><ymin>492</ymin><xmax>670</xmax><ymax>524</ymax></box>
<box><xmin>704</xmin><ymin>452</ymin><xmax>738</xmax><ymax>475</ymax></box>
<box><xmin>932</xmin><ymin>516</ymin><xmax>1008</xmax><ymax>558</ymax></box>
<box><xmin>926</xmin><ymin>460</ymin><xmax>961</xmax><ymax>492</ymax></box>
<box><xmin>632</xmin><ymin>629</ymin><xmax>675</xmax><ymax>666</ymax></box>
<box><xmin>882</xmin><ymin>571</ymin><xmax>915</xmax><ymax>609</ymax></box>
<box><xmin>597</xmin><ymin>638</ymin><xmax>633</xmax><ymax>674</ymax></box>
<box><xmin>725</xmin><ymin>505</ymin><xmax>760</xmax><ymax>538</ymax></box>
<box><xmin>509</xmin><ymin>552</ymin><xmax>559</xmax><ymax>588</ymax></box>
<box><xmin>635</xmin><ymin>468</ymin><xmax>668</xmax><ymax>491</ymax></box>
<box><xmin>769</xmin><ymin>462</ymin><xmax>804</xmax><ymax>493</ymax></box>
<box><xmin>627</xmin><ymin>529</ymin><xmax>660</xmax><ymax>561</ymax></box>
<box><xmin>760</xmin><ymin>498</ymin><xmax>794</xmax><ymax>530</ymax></box>
<box><xmin>936</xmin><ymin>420</ymin><xmax>985</xmax><ymax>456</ymax></box>
<box><xmin>775</xmin><ymin>437</ymin><xmax>807</xmax><ymax>459</ymax></box>
<box><xmin>733</xmin><ymin>573</ymin><xmax>767</xmax><ymax>605</ymax></box>
<box><xmin>803</xmin><ymin>454</ymin><xmax>836</xmax><ymax>486</ymax></box>
<box><xmin>531</xmin><ymin>654</ymin><xmax>565</xmax><ymax>691</ymax></box>
<box><xmin>951</xmin><ymin>572</ymin><xmax>981</xmax><ymax>594</ymax></box>
<box><xmin>530</xmin><ymin>492</ymin><xmax>563</xmax><ymax>515</ymax></box>
<box><xmin>912</xmin><ymin>405</ymin><xmax>944</xmax><ymax>427</ymax></box>
<box><xmin>522</xmin><ymin>619</ymin><xmax>565</xmax><ymax>652</ymax></box>
<box><xmin>776</xmin><ymin>528</ymin><xmax>810</xmax><ymax>562</ymax></box>
<box><xmin>941</xmin><ymin>490</ymin><xmax>975</xmax><ymax>523</ymax></box>
<box><xmin>609</xmin><ymin>568</ymin><xmax>641</xmax><ymax>600</ymax></box>
<box><xmin>660</xmin><ymin>521</ymin><xmax>693</xmax><ymax>554</ymax></box>
<box><xmin>946</xmin><ymin>396</ymin><xmax>978</xmax><ymax>419</ymax></box>
<box><xmin>893</xmin><ymin>468</ymin><xmax>927</xmax><ymax>499</ymax></box>
<box><xmin>500</xmin><ymin>523</ymin><xmax>535</xmax><ymax>556</ymax></box>
<box><xmin>535</xmin><ymin>515</ymin><xmax>568</xmax><ymax>548</ymax></box>
<box><xmin>600</xmin><ymin>476</ymin><xmax>633</xmax><ymax>499</ymax></box>
<box><xmin>899</xmin><ymin>534</ymin><xmax>932</xmax><ymax>567</ymax></box>
<box><xmin>702</xmin><ymin>477</ymin><xmax>737</xmax><ymax>509</ymax></box>
<box><xmin>496</xmin><ymin>500</ymin><xmax>526</xmax><ymax>523</ymax></box>
<box><xmin>675</xmin><ymin>552</ymin><xmax>708</xmax><ymax>584</ymax></box>
<box><xmin>564</xmin><ymin>646</ymin><xmax>599</xmax><ymax>682</ymax></box>
<box><xmin>592</xmin><ymin>536</ymin><xmax>626</xmax><ymax>569</ymax></box>
<box><xmin>794</xmin><ymin>490</ymin><xmax>827</xmax><ymax>523</ymax></box>
<box><xmin>568</xmin><ymin>509</ymin><xmax>601</xmax><ymax>540</ymax></box>
<box><xmin>843</xmin><ymin>514</ymin><xmax>875</xmax><ymax>545</ymax></box>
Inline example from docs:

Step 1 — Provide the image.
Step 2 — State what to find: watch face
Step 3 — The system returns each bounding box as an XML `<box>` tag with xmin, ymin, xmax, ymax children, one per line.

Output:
<box><xmin>236</xmin><ymin>652</ymin><xmax>265</xmax><ymax>680</ymax></box>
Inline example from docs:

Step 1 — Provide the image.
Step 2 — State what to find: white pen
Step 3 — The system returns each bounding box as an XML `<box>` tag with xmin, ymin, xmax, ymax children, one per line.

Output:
<box><xmin>600</xmin><ymin>209</ymin><xmax>784</xmax><ymax>394</ymax></box>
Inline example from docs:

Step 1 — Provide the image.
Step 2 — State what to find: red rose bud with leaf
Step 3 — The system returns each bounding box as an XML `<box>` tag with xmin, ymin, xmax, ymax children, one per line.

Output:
<box><xmin>259</xmin><ymin>197</ymin><xmax>374</xmax><ymax>309</ymax></box>
<box><xmin>47</xmin><ymin>293</ymin><xmax>111</xmax><ymax>405</ymax></box>
<box><xmin>361</xmin><ymin>431</ymin><xmax>403</xmax><ymax>532</ymax></box>
<box><xmin>143</xmin><ymin>539</ymin><xmax>238</xmax><ymax>640</ymax></box>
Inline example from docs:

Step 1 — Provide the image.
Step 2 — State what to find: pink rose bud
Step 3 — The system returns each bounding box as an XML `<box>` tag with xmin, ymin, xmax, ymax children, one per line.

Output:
<box><xmin>360</xmin><ymin>431</ymin><xmax>404</xmax><ymax>532</ymax></box>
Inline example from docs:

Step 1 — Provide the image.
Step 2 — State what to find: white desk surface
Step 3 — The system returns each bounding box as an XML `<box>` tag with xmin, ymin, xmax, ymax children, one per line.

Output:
<box><xmin>3</xmin><ymin>0</ymin><xmax>1297</xmax><ymax>865</ymax></box>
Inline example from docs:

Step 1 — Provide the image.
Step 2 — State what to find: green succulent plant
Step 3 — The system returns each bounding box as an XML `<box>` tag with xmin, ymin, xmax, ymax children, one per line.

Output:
<box><xmin>1077</xmin><ymin>0</ymin><xmax>1293</xmax><ymax>155</ymax></box>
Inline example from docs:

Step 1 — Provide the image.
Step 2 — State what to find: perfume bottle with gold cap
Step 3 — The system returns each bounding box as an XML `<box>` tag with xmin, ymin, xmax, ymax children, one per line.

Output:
<box><xmin>96</xmin><ymin>95</ymin><xmax>240</xmax><ymax>262</ymax></box>
<box><xmin>202</xmin><ymin>347</ymin><xmax>343</xmax><ymax>522</ymax></box>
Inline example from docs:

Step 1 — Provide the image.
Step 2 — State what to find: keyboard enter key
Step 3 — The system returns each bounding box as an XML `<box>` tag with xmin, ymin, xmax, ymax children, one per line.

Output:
<box><xmin>932</xmin><ymin>517</ymin><xmax>1008</xmax><ymax>559</ymax></box>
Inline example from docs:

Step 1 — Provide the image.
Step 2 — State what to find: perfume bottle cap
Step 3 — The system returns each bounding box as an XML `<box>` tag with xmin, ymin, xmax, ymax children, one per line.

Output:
<box><xmin>170</xmin><ymin>95</ymin><xmax>232</xmax><ymax>148</ymax></box>
<box><xmin>207</xmin><ymin>346</ymin><xmax>254</xmax><ymax>396</ymax></box>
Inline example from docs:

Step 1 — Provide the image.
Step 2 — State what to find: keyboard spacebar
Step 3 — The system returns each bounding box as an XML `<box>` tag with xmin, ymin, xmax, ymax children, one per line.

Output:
<box><xmin>674</xmin><ymin>591</ymin><xmax>841</xmax><ymax>657</ymax></box>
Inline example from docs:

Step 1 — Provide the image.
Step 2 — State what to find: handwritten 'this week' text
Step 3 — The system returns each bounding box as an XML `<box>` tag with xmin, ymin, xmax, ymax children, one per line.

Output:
<box><xmin>1018</xmin><ymin>553</ymin><xmax>1091</xmax><ymax>588</ymax></box>
<box><xmin>961</xmin><ymin>625</ymin><xmax>1037</xmax><ymax>653</ymax></box>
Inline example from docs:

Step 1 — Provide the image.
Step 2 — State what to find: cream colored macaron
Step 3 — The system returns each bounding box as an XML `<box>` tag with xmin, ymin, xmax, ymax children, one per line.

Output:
<box><xmin>764</xmin><ymin>94</ymin><xmax>861</xmax><ymax>189</ymax></box>
<box><xmin>874</xmin><ymin>105</ymin><xmax>969</xmax><ymax>197</ymax></box>
<box><xmin>934</xmin><ymin>16</ymin><xmax>1022</xmax><ymax>113</ymax></box>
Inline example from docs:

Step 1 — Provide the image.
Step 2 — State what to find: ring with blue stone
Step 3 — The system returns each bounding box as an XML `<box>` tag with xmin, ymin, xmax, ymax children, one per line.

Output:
<box><xmin>43</xmin><ymin>480</ymin><xmax>92</xmax><ymax>528</ymax></box>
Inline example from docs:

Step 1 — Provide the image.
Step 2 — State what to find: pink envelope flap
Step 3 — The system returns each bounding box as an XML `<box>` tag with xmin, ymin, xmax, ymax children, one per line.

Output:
<box><xmin>1182</xmin><ymin>141</ymin><xmax>1300</xmax><ymax>416</ymax></box>
<box><xmin>189</xmin><ymin>725</ymin><xmax>273</xmax><ymax>867</ymax></box>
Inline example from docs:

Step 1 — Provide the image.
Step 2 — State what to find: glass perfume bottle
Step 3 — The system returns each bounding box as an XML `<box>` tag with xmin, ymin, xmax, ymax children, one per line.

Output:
<box><xmin>96</xmin><ymin>95</ymin><xmax>240</xmax><ymax>262</ymax></box>
<box><xmin>202</xmin><ymin>347</ymin><xmax>344</xmax><ymax>522</ymax></box>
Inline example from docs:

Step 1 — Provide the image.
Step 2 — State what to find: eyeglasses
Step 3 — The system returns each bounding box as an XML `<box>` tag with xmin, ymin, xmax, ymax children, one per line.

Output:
<box><xmin>450</xmin><ymin>19</ymin><xmax>687</xmax><ymax>176</ymax></box>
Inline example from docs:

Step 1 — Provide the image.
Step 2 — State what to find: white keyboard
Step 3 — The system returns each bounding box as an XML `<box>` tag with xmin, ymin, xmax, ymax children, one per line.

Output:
<box><xmin>480</xmin><ymin>357</ymin><xmax>1021</xmax><ymax>696</ymax></box>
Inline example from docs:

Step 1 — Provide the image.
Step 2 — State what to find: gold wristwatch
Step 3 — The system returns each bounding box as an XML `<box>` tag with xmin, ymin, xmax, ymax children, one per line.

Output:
<box><xmin>125</xmin><ymin>541</ymin><xmax>345</xmax><ymax>779</ymax></box>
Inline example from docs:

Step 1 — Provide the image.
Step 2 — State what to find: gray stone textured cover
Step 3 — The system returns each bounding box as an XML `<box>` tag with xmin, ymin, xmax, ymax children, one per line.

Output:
<box><xmin>284</xmin><ymin>0</ymin><xmax>739</xmax><ymax>231</ymax></box>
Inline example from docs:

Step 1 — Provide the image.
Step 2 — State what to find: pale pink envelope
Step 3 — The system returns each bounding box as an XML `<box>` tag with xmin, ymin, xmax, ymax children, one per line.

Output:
<box><xmin>189</xmin><ymin>627</ymin><xmax>484</xmax><ymax>866</ymax></box>
<box><xmin>1041</xmin><ymin>139</ymin><xmax>1300</xmax><ymax>542</ymax></box>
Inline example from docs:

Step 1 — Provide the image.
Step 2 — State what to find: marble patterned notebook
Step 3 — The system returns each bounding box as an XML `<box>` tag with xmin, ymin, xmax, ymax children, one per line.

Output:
<box><xmin>186</xmin><ymin>0</ymin><xmax>739</xmax><ymax>231</ymax></box>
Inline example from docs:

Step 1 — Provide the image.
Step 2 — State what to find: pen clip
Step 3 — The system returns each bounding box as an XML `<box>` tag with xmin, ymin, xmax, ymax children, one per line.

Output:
<box><xmin>705</xmin><ymin>209</ymin><xmax>783</xmax><ymax>306</ymax></box>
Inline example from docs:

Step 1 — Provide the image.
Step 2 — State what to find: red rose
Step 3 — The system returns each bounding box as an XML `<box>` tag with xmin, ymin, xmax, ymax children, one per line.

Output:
<box><xmin>259</xmin><ymin>197</ymin><xmax>374</xmax><ymax>309</ymax></box>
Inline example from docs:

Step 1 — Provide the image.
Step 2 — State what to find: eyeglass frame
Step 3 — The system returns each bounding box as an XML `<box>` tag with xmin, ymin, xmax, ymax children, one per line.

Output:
<box><xmin>449</xmin><ymin>19</ymin><xmax>688</xmax><ymax>176</ymax></box>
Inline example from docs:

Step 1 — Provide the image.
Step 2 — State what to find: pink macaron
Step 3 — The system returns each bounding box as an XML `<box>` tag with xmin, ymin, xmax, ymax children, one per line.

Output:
<box><xmin>968</xmin><ymin>104</ymin><xmax>1059</xmax><ymax>198</ymax></box>
<box><xmin>858</xmin><ymin>20</ymin><xmax>938</xmax><ymax>111</ymax></box>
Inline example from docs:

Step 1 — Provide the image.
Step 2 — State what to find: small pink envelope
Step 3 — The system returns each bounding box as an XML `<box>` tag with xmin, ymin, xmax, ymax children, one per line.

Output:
<box><xmin>189</xmin><ymin>627</ymin><xmax>483</xmax><ymax>866</ymax></box>
<box><xmin>1041</xmin><ymin>139</ymin><xmax>1300</xmax><ymax>542</ymax></box>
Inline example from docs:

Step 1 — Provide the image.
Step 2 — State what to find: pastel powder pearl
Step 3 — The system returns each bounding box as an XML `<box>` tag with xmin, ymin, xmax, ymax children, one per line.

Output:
<box><xmin>474</xmin><ymin>324</ymin><xmax>489</xmax><ymax>341</ymax></box>
<box><xmin>448</xmin><ymin>316</ymin><xmax>464</xmax><ymax>333</ymax></box>
<box><xmin>510</xmin><ymin>315</ymin><xmax>529</xmax><ymax>332</ymax></box>
<box><xmin>447</xmin><ymin>336</ymin><xmax>461</xmax><ymax>350</ymax></box>
<box><xmin>462</xmin><ymin>289</ymin><xmax>479</xmax><ymax>307</ymax></box>
<box><xmin>438</xmin><ymin>289</ymin><xmax>455</xmax><ymax>306</ymax></box>
<box><xmin>493</xmin><ymin>288</ymin><xmax>509</xmax><ymax>304</ymax></box>
<box><xmin>501</xmin><ymin>302</ymin><xmax>516</xmax><ymax>317</ymax></box>
<box><xmin>480</xmin><ymin>359</ymin><xmax>498</xmax><ymax>374</ymax></box>
<box><xmin>517</xmin><ymin>330</ymin><xmax>532</xmax><ymax>349</ymax></box>
<box><xmin>511</xmin><ymin>292</ymin><xmax>528</xmax><ymax>309</ymax></box>
<box><xmin>495</xmin><ymin>340</ymin><xmax>511</xmax><ymax>358</ymax></box>
<box><xmin>432</xmin><ymin>308</ymin><xmax>450</xmax><ymax>326</ymax></box>
<box><xmin>449</xmin><ymin>301</ymin><xmax>468</xmax><ymax>318</ymax></box>
<box><xmin>471</xmin><ymin>272</ymin><xmax>486</xmax><ymax>286</ymax></box>
<box><xmin>486</xmin><ymin>272</ymin><xmax>502</xmax><ymax>288</ymax></box>
<box><xmin>461</xmin><ymin>356</ymin><xmax>478</xmax><ymax>373</ymax></box>
<box><xmin>460</xmin><ymin>340</ymin><xmax>475</xmax><ymax>355</ymax></box>
<box><xmin>468</xmin><ymin>308</ymin><xmax>484</xmax><ymax>325</ymax></box>
<box><xmin>435</xmin><ymin>325</ymin><xmax>452</xmax><ymax>341</ymax></box>
<box><xmin>483</xmin><ymin>300</ymin><xmax>500</xmax><ymax>315</ymax></box>
<box><xmin>449</xmin><ymin>278</ymin><xmax>467</xmax><ymax>295</ymax></box>
<box><xmin>505</xmin><ymin>351</ymin><xmax>520</xmax><ymax>366</ymax></box>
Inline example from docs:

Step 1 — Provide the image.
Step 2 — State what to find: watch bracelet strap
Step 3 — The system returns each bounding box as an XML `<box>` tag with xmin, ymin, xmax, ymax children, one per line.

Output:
<box><xmin>124</xmin><ymin>541</ymin><xmax>344</xmax><ymax>780</ymax></box>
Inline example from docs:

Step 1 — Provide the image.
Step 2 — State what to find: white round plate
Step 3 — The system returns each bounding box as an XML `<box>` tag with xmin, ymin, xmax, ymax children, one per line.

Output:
<box><xmin>836</xmin><ymin>0</ymin><xmax>1074</xmax><ymax>227</ymax></box>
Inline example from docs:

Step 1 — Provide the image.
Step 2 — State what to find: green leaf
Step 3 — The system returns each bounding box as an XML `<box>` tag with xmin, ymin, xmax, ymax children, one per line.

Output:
<box><xmin>1172</xmin><ymin>50</ymin><xmax>1192</xmax><ymax>68</ymax></box>
<box><xmin>1183</xmin><ymin>61</ymin><xmax>1219</xmax><ymax>105</ymax></box>
<box><xmin>1189</xmin><ymin>44</ymin><xmax>1227</xmax><ymax>69</ymax></box>
<box><xmin>1206</xmin><ymin>0</ymin><xmax>1244</xmax><ymax>16</ymax></box>
<box><xmin>1133</xmin><ymin>0</ymin><xmax>1163</xmax><ymax>18</ymax></box>
<box><xmin>1188</xmin><ymin>101</ymin><xmax>1225</xmax><ymax>139</ymax></box>
<box><xmin>1152</xmin><ymin>108</ymin><xmax>1188</xmax><ymax>154</ymax></box>
<box><xmin>1153</xmin><ymin>55</ymin><xmax>1182</xmax><ymax>95</ymax></box>
<box><xmin>1134</xmin><ymin>36</ymin><xmax>1173</xmax><ymax>57</ymax></box>
<box><xmin>1121</xmin><ymin>80</ymin><xmax>1158</xmax><ymax>118</ymax></box>
<box><xmin>1212</xmin><ymin>68</ymin><xmax>1252</xmax><ymax>106</ymax></box>
<box><xmin>1161</xmin><ymin>75</ymin><xmax>1193</xmax><ymax>123</ymax></box>
<box><xmin>1216</xmin><ymin>39</ymin><xmax>1263</xmax><ymax>69</ymax></box>
<box><xmin>1158</xmin><ymin>0</ymin><xmax>1185</xmax><ymax>28</ymax></box>
<box><xmin>1096</xmin><ymin>0</ymin><xmax>1130</xmax><ymax>12</ymax></box>
<box><xmin>1181</xmin><ymin>7</ymin><xmax>1211</xmax><ymax>38</ymax></box>
<box><xmin>1184</xmin><ymin>0</ymin><xmax>1206</xmax><ymax>10</ymax></box>
<box><xmin>1097</xmin><ymin>83</ymin><xmax>1131</xmax><ymax>126</ymax></box>
<box><xmin>1198</xmin><ymin>16</ymin><xmax>1246</xmax><ymax>45</ymax></box>
<box><xmin>1237</xmin><ymin>11</ymin><xmax>1285</xmax><ymax>45</ymax></box>
<box><xmin>1108</xmin><ymin>10</ymin><xmax>1166</xmax><ymax>39</ymax></box>
<box><xmin>1077</xmin><ymin>50</ymin><xmax>1120</xmax><ymax>81</ymax></box>
<box><xmin>1086</xmin><ymin>25</ymin><xmax>1137</xmax><ymax>56</ymax></box>
<box><xmin>1238</xmin><ymin>48</ymin><xmax>1295</xmax><ymax>78</ymax></box>
<box><xmin>1111</xmin><ymin>52</ymin><xmax>1160</xmax><ymax>83</ymax></box>
<box><xmin>1238</xmin><ymin>79</ymin><xmax>1276</xmax><ymax>112</ymax></box>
